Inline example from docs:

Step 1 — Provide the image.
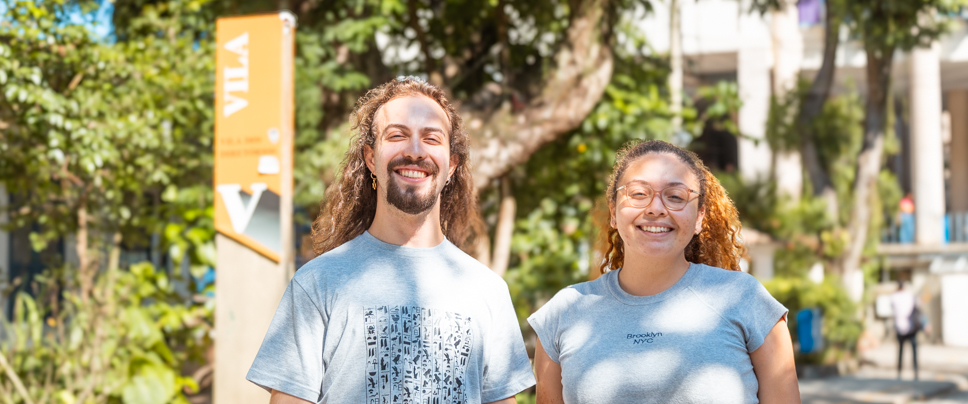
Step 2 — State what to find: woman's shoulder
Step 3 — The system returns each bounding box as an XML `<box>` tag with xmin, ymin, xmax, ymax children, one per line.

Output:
<box><xmin>691</xmin><ymin>263</ymin><xmax>759</xmax><ymax>286</ymax></box>
<box><xmin>688</xmin><ymin>263</ymin><xmax>784</xmax><ymax>319</ymax></box>
<box><xmin>687</xmin><ymin>263</ymin><xmax>766</xmax><ymax>301</ymax></box>
<box><xmin>534</xmin><ymin>274</ymin><xmax>612</xmax><ymax>315</ymax></box>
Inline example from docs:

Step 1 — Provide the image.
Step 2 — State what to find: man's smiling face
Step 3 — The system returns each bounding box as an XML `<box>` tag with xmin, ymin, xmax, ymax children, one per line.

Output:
<box><xmin>365</xmin><ymin>94</ymin><xmax>457</xmax><ymax>215</ymax></box>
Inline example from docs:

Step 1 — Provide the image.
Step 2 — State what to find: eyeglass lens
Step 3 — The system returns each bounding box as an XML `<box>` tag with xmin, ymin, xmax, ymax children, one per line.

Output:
<box><xmin>625</xmin><ymin>185</ymin><xmax>692</xmax><ymax>210</ymax></box>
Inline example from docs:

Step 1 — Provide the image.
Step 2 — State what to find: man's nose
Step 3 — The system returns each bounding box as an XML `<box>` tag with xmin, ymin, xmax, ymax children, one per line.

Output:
<box><xmin>403</xmin><ymin>137</ymin><xmax>427</xmax><ymax>159</ymax></box>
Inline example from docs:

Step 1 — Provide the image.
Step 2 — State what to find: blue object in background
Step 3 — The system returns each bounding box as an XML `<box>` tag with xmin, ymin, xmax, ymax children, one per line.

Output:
<box><xmin>196</xmin><ymin>267</ymin><xmax>215</xmax><ymax>296</ymax></box>
<box><xmin>944</xmin><ymin>214</ymin><xmax>950</xmax><ymax>243</ymax></box>
<box><xmin>797</xmin><ymin>308</ymin><xmax>823</xmax><ymax>354</ymax></box>
<box><xmin>899</xmin><ymin>212</ymin><xmax>915</xmax><ymax>243</ymax></box>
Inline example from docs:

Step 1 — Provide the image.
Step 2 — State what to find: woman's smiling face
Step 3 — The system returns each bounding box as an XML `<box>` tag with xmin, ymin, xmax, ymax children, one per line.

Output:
<box><xmin>611</xmin><ymin>152</ymin><xmax>705</xmax><ymax>262</ymax></box>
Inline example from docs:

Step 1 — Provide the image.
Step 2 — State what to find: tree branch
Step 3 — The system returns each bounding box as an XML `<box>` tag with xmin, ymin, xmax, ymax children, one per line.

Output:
<box><xmin>465</xmin><ymin>0</ymin><xmax>613</xmax><ymax>188</ymax></box>
<box><xmin>407</xmin><ymin>0</ymin><xmax>442</xmax><ymax>86</ymax></box>
<box><xmin>798</xmin><ymin>0</ymin><xmax>841</xmax><ymax>218</ymax></box>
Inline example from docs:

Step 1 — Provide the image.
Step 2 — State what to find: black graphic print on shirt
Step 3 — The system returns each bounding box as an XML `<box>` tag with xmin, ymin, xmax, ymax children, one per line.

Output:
<box><xmin>364</xmin><ymin>306</ymin><xmax>474</xmax><ymax>404</ymax></box>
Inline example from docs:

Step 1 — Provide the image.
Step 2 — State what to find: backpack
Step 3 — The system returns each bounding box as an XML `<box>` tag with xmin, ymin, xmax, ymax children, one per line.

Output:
<box><xmin>909</xmin><ymin>305</ymin><xmax>924</xmax><ymax>333</ymax></box>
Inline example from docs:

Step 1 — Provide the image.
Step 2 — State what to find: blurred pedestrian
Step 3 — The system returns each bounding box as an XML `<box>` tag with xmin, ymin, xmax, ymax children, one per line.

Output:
<box><xmin>899</xmin><ymin>193</ymin><xmax>915</xmax><ymax>243</ymax></box>
<box><xmin>892</xmin><ymin>279</ymin><xmax>921</xmax><ymax>380</ymax></box>
<box><xmin>246</xmin><ymin>77</ymin><xmax>534</xmax><ymax>404</ymax></box>
<box><xmin>528</xmin><ymin>140</ymin><xmax>800</xmax><ymax>404</ymax></box>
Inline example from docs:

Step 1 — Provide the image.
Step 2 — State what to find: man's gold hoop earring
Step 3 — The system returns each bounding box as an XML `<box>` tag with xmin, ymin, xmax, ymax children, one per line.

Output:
<box><xmin>371</xmin><ymin>173</ymin><xmax>377</xmax><ymax>190</ymax></box>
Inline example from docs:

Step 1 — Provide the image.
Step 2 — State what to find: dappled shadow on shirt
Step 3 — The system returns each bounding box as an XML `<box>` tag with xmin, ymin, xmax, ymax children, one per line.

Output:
<box><xmin>551</xmin><ymin>271</ymin><xmax>782</xmax><ymax>404</ymax></box>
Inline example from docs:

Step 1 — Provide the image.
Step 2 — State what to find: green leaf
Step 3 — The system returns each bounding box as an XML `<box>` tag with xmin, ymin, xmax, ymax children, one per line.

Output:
<box><xmin>122</xmin><ymin>363</ymin><xmax>176</xmax><ymax>404</ymax></box>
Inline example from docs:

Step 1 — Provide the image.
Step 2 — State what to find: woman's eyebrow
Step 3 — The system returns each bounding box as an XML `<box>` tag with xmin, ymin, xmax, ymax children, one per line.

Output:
<box><xmin>625</xmin><ymin>180</ymin><xmax>688</xmax><ymax>187</ymax></box>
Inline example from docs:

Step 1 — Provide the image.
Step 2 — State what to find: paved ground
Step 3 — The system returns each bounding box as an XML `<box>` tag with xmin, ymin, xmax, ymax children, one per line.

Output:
<box><xmin>800</xmin><ymin>343</ymin><xmax>968</xmax><ymax>404</ymax></box>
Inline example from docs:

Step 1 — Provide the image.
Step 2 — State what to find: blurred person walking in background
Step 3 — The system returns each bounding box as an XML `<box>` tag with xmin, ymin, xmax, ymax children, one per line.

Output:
<box><xmin>892</xmin><ymin>279</ymin><xmax>921</xmax><ymax>380</ymax></box>
<box><xmin>528</xmin><ymin>140</ymin><xmax>800</xmax><ymax>404</ymax></box>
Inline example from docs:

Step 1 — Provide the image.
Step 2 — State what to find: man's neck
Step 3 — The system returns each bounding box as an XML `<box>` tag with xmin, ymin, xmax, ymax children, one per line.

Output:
<box><xmin>367</xmin><ymin>202</ymin><xmax>446</xmax><ymax>248</ymax></box>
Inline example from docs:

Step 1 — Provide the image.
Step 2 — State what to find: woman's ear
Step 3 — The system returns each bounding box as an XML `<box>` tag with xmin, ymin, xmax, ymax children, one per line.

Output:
<box><xmin>609</xmin><ymin>204</ymin><xmax>617</xmax><ymax>229</ymax></box>
<box><xmin>695</xmin><ymin>205</ymin><xmax>706</xmax><ymax>235</ymax></box>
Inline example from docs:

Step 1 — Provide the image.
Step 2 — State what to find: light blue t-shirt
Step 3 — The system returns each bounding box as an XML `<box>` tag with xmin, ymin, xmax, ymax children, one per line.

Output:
<box><xmin>247</xmin><ymin>232</ymin><xmax>535</xmax><ymax>403</ymax></box>
<box><xmin>528</xmin><ymin>263</ymin><xmax>788</xmax><ymax>404</ymax></box>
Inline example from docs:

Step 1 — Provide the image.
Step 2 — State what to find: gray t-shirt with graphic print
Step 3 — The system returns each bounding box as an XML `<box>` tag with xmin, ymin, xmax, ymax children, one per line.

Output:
<box><xmin>528</xmin><ymin>263</ymin><xmax>787</xmax><ymax>404</ymax></box>
<box><xmin>247</xmin><ymin>232</ymin><xmax>535</xmax><ymax>403</ymax></box>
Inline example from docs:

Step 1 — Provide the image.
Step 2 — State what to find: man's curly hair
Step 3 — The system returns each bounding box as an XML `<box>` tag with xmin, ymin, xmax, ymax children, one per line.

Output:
<box><xmin>599</xmin><ymin>140</ymin><xmax>746</xmax><ymax>273</ymax></box>
<box><xmin>311</xmin><ymin>77</ymin><xmax>481</xmax><ymax>255</ymax></box>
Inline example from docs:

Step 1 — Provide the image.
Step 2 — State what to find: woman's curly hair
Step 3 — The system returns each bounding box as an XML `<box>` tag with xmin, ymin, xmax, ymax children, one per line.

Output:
<box><xmin>311</xmin><ymin>77</ymin><xmax>482</xmax><ymax>255</ymax></box>
<box><xmin>599</xmin><ymin>140</ymin><xmax>745</xmax><ymax>273</ymax></box>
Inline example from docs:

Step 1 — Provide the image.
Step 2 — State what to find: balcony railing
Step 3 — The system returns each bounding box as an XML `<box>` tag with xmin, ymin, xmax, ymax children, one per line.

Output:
<box><xmin>881</xmin><ymin>211</ymin><xmax>968</xmax><ymax>244</ymax></box>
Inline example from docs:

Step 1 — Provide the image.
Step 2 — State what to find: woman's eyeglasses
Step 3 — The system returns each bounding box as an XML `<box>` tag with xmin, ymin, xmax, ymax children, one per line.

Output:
<box><xmin>616</xmin><ymin>182</ymin><xmax>701</xmax><ymax>211</ymax></box>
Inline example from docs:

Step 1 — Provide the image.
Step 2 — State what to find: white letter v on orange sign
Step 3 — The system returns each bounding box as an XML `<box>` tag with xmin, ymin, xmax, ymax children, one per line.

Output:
<box><xmin>217</xmin><ymin>183</ymin><xmax>268</xmax><ymax>233</ymax></box>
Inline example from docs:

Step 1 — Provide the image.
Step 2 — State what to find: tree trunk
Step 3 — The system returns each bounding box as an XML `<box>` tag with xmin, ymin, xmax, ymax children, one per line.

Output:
<box><xmin>466</xmin><ymin>0</ymin><xmax>613</xmax><ymax>188</ymax></box>
<box><xmin>669</xmin><ymin>0</ymin><xmax>683</xmax><ymax>132</ymax></box>
<box><xmin>490</xmin><ymin>176</ymin><xmax>516</xmax><ymax>277</ymax></box>
<box><xmin>107</xmin><ymin>231</ymin><xmax>122</xmax><ymax>271</ymax></box>
<box><xmin>841</xmin><ymin>44</ymin><xmax>894</xmax><ymax>301</ymax></box>
<box><xmin>77</xmin><ymin>198</ymin><xmax>92</xmax><ymax>303</ymax></box>
<box><xmin>798</xmin><ymin>0</ymin><xmax>842</xmax><ymax>220</ymax></box>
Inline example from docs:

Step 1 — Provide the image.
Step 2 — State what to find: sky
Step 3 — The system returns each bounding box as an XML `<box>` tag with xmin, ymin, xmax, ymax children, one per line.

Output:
<box><xmin>0</xmin><ymin>0</ymin><xmax>116</xmax><ymax>40</ymax></box>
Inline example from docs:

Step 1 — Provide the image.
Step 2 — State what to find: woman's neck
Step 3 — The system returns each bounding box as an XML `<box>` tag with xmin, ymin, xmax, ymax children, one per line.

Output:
<box><xmin>617</xmin><ymin>252</ymin><xmax>691</xmax><ymax>297</ymax></box>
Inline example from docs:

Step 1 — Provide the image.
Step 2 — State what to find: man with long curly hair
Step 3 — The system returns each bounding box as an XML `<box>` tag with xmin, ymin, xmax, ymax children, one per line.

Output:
<box><xmin>247</xmin><ymin>77</ymin><xmax>535</xmax><ymax>404</ymax></box>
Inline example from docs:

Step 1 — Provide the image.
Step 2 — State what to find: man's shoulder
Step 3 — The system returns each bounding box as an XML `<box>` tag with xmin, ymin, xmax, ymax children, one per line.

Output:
<box><xmin>293</xmin><ymin>235</ymin><xmax>367</xmax><ymax>279</ymax></box>
<box><xmin>437</xmin><ymin>242</ymin><xmax>509</xmax><ymax>287</ymax></box>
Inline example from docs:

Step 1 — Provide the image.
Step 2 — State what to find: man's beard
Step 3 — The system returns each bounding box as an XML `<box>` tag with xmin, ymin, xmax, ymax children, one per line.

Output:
<box><xmin>385</xmin><ymin>157</ymin><xmax>442</xmax><ymax>215</ymax></box>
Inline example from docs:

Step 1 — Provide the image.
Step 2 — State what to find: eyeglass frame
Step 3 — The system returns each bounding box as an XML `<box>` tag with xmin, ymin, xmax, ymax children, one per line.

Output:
<box><xmin>615</xmin><ymin>182</ymin><xmax>702</xmax><ymax>211</ymax></box>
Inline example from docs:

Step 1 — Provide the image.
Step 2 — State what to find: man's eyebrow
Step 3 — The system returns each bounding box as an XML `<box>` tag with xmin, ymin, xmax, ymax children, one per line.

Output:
<box><xmin>381</xmin><ymin>123</ymin><xmax>411</xmax><ymax>135</ymax></box>
<box><xmin>381</xmin><ymin>123</ymin><xmax>447</xmax><ymax>136</ymax></box>
<box><xmin>420</xmin><ymin>126</ymin><xmax>446</xmax><ymax>136</ymax></box>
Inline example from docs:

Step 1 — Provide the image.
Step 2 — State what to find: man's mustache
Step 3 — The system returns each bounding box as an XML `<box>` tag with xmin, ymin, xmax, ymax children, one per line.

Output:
<box><xmin>387</xmin><ymin>157</ymin><xmax>439</xmax><ymax>177</ymax></box>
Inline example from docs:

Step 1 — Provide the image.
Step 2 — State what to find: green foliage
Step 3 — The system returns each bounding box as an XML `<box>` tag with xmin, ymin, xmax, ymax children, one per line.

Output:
<box><xmin>0</xmin><ymin>0</ymin><xmax>215</xmax><ymax>264</ymax></box>
<box><xmin>0</xmin><ymin>263</ymin><xmax>212</xmax><ymax>404</ymax></box>
<box><xmin>724</xmin><ymin>81</ymin><xmax>900</xmax><ymax>272</ymax></box>
<box><xmin>844</xmin><ymin>0</ymin><xmax>968</xmax><ymax>53</ymax></box>
<box><xmin>764</xmin><ymin>276</ymin><xmax>862</xmax><ymax>364</ymax></box>
<box><xmin>515</xmin><ymin>392</ymin><xmax>537</xmax><ymax>404</ymax></box>
<box><xmin>696</xmin><ymin>81</ymin><xmax>742</xmax><ymax>135</ymax></box>
<box><xmin>0</xmin><ymin>1</ymin><xmax>215</xmax><ymax>401</ymax></box>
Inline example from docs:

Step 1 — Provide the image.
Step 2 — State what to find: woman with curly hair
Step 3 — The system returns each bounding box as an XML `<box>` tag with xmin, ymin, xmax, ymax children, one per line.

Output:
<box><xmin>528</xmin><ymin>140</ymin><xmax>799</xmax><ymax>403</ymax></box>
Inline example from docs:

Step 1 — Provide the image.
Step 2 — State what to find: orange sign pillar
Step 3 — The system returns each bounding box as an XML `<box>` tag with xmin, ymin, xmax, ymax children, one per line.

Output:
<box><xmin>213</xmin><ymin>12</ymin><xmax>295</xmax><ymax>404</ymax></box>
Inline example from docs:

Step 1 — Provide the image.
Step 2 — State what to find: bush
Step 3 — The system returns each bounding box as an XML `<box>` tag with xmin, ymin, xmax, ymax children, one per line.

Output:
<box><xmin>764</xmin><ymin>276</ymin><xmax>862</xmax><ymax>364</ymax></box>
<box><xmin>0</xmin><ymin>263</ymin><xmax>212</xmax><ymax>404</ymax></box>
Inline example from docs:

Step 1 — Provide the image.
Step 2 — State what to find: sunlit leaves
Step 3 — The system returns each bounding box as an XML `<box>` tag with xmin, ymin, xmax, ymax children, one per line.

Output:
<box><xmin>0</xmin><ymin>1</ymin><xmax>216</xmax><ymax>402</ymax></box>
<box><xmin>0</xmin><ymin>263</ymin><xmax>212</xmax><ymax>403</ymax></box>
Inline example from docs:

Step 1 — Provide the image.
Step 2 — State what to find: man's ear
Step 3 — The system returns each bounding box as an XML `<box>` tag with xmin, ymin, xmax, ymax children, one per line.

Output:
<box><xmin>448</xmin><ymin>153</ymin><xmax>459</xmax><ymax>178</ymax></box>
<box><xmin>364</xmin><ymin>144</ymin><xmax>376</xmax><ymax>173</ymax></box>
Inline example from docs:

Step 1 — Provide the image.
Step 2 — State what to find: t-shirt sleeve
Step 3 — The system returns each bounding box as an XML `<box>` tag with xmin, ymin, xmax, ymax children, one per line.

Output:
<box><xmin>246</xmin><ymin>277</ymin><xmax>325</xmax><ymax>402</ymax></box>
<box><xmin>740</xmin><ymin>276</ymin><xmax>789</xmax><ymax>353</ymax></box>
<box><xmin>526</xmin><ymin>291</ymin><xmax>565</xmax><ymax>365</ymax></box>
<box><xmin>481</xmin><ymin>283</ymin><xmax>537</xmax><ymax>403</ymax></box>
